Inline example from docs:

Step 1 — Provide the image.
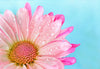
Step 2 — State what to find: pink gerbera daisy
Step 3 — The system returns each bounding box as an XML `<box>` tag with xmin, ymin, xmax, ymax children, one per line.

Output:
<box><xmin>0</xmin><ymin>3</ymin><xmax>80</xmax><ymax>69</ymax></box>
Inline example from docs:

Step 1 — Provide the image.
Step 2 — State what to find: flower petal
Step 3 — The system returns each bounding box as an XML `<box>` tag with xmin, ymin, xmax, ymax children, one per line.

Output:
<box><xmin>0</xmin><ymin>15</ymin><xmax>15</xmax><ymax>43</ymax></box>
<box><xmin>26</xmin><ymin>63</ymin><xmax>43</xmax><ymax>69</ymax></box>
<box><xmin>16</xmin><ymin>65</ymin><xmax>27</xmax><ymax>69</ymax></box>
<box><xmin>0</xmin><ymin>28</ymin><xmax>12</xmax><ymax>45</ymax></box>
<box><xmin>39</xmin><ymin>40</ymin><xmax>71</xmax><ymax>57</ymax></box>
<box><xmin>66</xmin><ymin>44</ymin><xmax>80</xmax><ymax>54</ymax></box>
<box><xmin>55</xmin><ymin>44</ymin><xmax>80</xmax><ymax>58</ymax></box>
<box><xmin>67</xmin><ymin>48</ymin><xmax>75</xmax><ymax>53</ymax></box>
<box><xmin>33</xmin><ymin>6</ymin><xmax>44</xmax><ymax>19</ymax></box>
<box><xmin>48</xmin><ymin>12</ymin><xmax>54</xmax><ymax>16</ymax></box>
<box><xmin>35</xmin><ymin>19</ymin><xmax>62</xmax><ymax>47</ymax></box>
<box><xmin>3</xmin><ymin>63</ymin><xmax>17</xmax><ymax>69</ymax></box>
<box><xmin>71</xmin><ymin>44</ymin><xmax>80</xmax><ymax>48</ymax></box>
<box><xmin>0</xmin><ymin>61</ymin><xmax>10</xmax><ymax>69</ymax></box>
<box><xmin>56</xmin><ymin>26</ymin><xmax>74</xmax><ymax>39</ymax></box>
<box><xmin>35</xmin><ymin>56</ymin><xmax>64</xmax><ymax>69</ymax></box>
<box><xmin>54</xmin><ymin>14</ymin><xmax>65</xmax><ymax>25</ymax></box>
<box><xmin>25</xmin><ymin>2</ymin><xmax>32</xmax><ymax>20</ymax></box>
<box><xmin>59</xmin><ymin>57</ymin><xmax>76</xmax><ymax>65</ymax></box>
<box><xmin>16</xmin><ymin>8</ymin><xmax>29</xmax><ymax>40</ymax></box>
<box><xmin>3</xmin><ymin>10</ymin><xmax>19</xmax><ymax>41</ymax></box>
<box><xmin>0</xmin><ymin>49</ymin><xmax>7</xmax><ymax>55</ymax></box>
<box><xmin>28</xmin><ymin>6</ymin><xmax>44</xmax><ymax>41</ymax></box>
<box><xmin>0</xmin><ymin>38</ymin><xmax>9</xmax><ymax>50</ymax></box>
<box><xmin>0</xmin><ymin>50</ymin><xmax>11</xmax><ymax>69</ymax></box>
<box><xmin>0</xmin><ymin>49</ymin><xmax>8</xmax><ymax>64</ymax></box>
<box><xmin>0</xmin><ymin>50</ymin><xmax>9</xmax><ymax>63</ymax></box>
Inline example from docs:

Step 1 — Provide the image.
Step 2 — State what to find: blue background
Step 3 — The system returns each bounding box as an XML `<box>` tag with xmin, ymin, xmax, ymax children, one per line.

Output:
<box><xmin>0</xmin><ymin>0</ymin><xmax>100</xmax><ymax>69</ymax></box>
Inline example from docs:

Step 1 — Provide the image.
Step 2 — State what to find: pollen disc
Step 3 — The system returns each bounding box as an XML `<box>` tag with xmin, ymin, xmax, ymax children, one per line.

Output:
<box><xmin>8</xmin><ymin>41</ymin><xmax>38</xmax><ymax>65</ymax></box>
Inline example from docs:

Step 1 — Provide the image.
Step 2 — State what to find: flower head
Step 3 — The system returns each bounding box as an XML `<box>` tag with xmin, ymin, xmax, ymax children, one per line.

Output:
<box><xmin>0</xmin><ymin>3</ymin><xmax>80</xmax><ymax>69</ymax></box>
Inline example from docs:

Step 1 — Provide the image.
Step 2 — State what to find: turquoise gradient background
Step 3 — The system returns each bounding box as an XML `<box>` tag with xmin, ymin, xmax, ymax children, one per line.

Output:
<box><xmin>0</xmin><ymin>0</ymin><xmax>100</xmax><ymax>69</ymax></box>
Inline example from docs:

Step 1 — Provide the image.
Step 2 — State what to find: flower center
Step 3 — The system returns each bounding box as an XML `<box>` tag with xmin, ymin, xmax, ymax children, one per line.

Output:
<box><xmin>8</xmin><ymin>41</ymin><xmax>38</xmax><ymax>65</ymax></box>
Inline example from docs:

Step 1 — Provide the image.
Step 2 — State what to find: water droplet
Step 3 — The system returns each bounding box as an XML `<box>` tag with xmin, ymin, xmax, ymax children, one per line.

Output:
<box><xmin>49</xmin><ymin>52</ymin><xmax>52</xmax><ymax>55</ymax></box>
<box><xmin>46</xmin><ymin>58</ymin><xmax>49</xmax><ymax>61</ymax></box>
<box><xmin>0</xmin><ymin>31</ymin><xmax>2</xmax><ymax>33</ymax></box>
<box><xmin>42</xmin><ymin>41</ymin><xmax>45</xmax><ymax>45</ymax></box>
<box><xmin>26</xmin><ymin>29</ymin><xmax>28</xmax><ymax>32</ymax></box>
<box><xmin>51</xmin><ymin>33</ymin><xmax>54</xmax><ymax>36</ymax></box>
<box><xmin>13</xmin><ymin>18</ymin><xmax>16</xmax><ymax>22</ymax></box>
<box><xmin>47</xmin><ymin>23</ymin><xmax>50</xmax><ymax>26</ymax></box>
<box><xmin>55</xmin><ymin>47</ymin><xmax>58</xmax><ymax>49</ymax></box>
<box><xmin>39</xmin><ymin>26</ymin><xmax>41</xmax><ymax>29</ymax></box>
<box><xmin>51</xmin><ymin>27</ymin><xmax>55</xmax><ymax>30</ymax></box>
<box><xmin>50</xmin><ymin>49</ymin><xmax>53</xmax><ymax>52</ymax></box>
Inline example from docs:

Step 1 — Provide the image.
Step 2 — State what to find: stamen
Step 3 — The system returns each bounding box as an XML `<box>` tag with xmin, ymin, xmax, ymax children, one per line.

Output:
<box><xmin>8</xmin><ymin>41</ymin><xmax>38</xmax><ymax>65</ymax></box>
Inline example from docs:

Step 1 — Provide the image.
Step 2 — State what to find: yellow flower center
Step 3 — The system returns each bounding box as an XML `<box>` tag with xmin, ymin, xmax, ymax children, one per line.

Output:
<box><xmin>8</xmin><ymin>41</ymin><xmax>38</xmax><ymax>65</ymax></box>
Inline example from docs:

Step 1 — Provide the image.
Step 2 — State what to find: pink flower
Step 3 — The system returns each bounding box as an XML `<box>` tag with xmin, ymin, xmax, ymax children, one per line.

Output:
<box><xmin>0</xmin><ymin>3</ymin><xmax>80</xmax><ymax>69</ymax></box>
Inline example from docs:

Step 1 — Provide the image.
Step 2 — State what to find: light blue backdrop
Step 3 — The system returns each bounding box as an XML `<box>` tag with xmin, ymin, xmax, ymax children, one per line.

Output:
<box><xmin>0</xmin><ymin>0</ymin><xmax>100</xmax><ymax>69</ymax></box>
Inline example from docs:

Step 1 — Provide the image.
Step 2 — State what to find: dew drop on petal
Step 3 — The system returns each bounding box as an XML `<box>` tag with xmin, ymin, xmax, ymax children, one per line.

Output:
<box><xmin>50</xmin><ymin>49</ymin><xmax>53</xmax><ymax>52</ymax></box>
<box><xmin>49</xmin><ymin>52</ymin><xmax>52</xmax><ymax>55</ymax></box>
<box><xmin>26</xmin><ymin>29</ymin><xmax>28</xmax><ymax>32</ymax></box>
<box><xmin>47</xmin><ymin>23</ymin><xmax>50</xmax><ymax>26</ymax></box>
<box><xmin>55</xmin><ymin>47</ymin><xmax>59</xmax><ymax>50</ymax></box>
<box><xmin>42</xmin><ymin>41</ymin><xmax>45</xmax><ymax>45</ymax></box>
<box><xmin>39</xmin><ymin>26</ymin><xmax>41</xmax><ymax>29</ymax></box>
<box><xmin>51</xmin><ymin>33</ymin><xmax>54</xmax><ymax>36</ymax></box>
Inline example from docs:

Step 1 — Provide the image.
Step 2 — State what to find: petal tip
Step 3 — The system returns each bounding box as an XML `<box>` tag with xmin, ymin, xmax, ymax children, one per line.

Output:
<box><xmin>48</xmin><ymin>12</ymin><xmax>54</xmax><ymax>16</ymax></box>
<box><xmin>34</xmin><ymin>5</ymin><xmax>44</xmax><ymax>17</ymax></box>
<box><xmin>25</xmin><ymin>2</ymin><xmax>32</xmax><ymax>19</ymax></box>
<box><xmin>54</xmin><ymin>14</ymin><xmax>65</xmax><ymax>25</ymax></box>
<box><xmin>60</xmin><ymin>57</ymin><xmax>76</xmax><ymax>65</ymax></box>
<box><xmin>71</xmin><ymin>44</ymin><xmax>80</xmax><ymax>48</ymax></box>
<box><xmin>37</xmin><ymin>5</ymin><xmax>44</xmax><ymax>10</ymax></box>
<box><xmin>60</xmin><ymin>14</ymin><xmax>65</xmax><ymax>24</ymax></box>
<box><xmin>70</xmin><ymin>57</ymin><xmax>76</xmax><ymax>65</ymax></box>
<box><xmin>25</xmin><ymin>2</ymin><xmax>30</xmax><ymax>7</ymax></box>
<box><xmin>25</xmin><ymin>2</ymin><xmax>31</xmax><ymax>9</ymax></box>
<box><xmin>68</xmin><ymin>26</ymin><xmax>74</xmax><ymax>33</ymax></box>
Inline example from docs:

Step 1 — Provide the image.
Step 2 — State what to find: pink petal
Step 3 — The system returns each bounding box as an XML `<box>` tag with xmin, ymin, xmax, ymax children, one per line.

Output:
<box><xmin>0</xmin><ymin>15</ymin><xmax>15</xmax><ymax>43</ymax></box>
<box><xmin>22</xmin><ymin>65</ymin><xmax>27</xmax><ymax>69</ymax></box>
<box><xmin>0</xmin><ymin>51</ymin><xmax>11</xmax><ymax>68</ymax></box>
<box><xmin>3</xmin><ymin>63</ymin><xmax>17</xmax><ymax>69</ymax></box>
<box><xmin>0</xmin><ymin>49</ymin><xmax>8</xmax><ymax>64</ymax></box>
<box><xmin>35</xmin><ymin>19</ymin><xmax>62</xmax><ymax>47</ymax></box>
<box><xmin>16</xmin><ymin>65</ymin><xmax>27</xmax><ymax>69</ymax></box>
<box><xmin>0</xmin><ymin>61</ymin><xmax>10</xmax><ymax>69</ymax></box>
<box><xmin>26</xmin><ymin>63</ymin><xmax>43</xmax><ymax>69</ymax></box>
<box><xmin>67</xmin><ymin>48</ymin><xmax>75</xmax><ymax>53</ymax></box>
<box><xmin>16</xmin><ymin>8</ymin><xmax>29</xmax><ymax>40</ymax></box>
<box><xmin>39</xmin><ymin>40</ymin><xmax>71</xmax><ymax>57</ymax></box>
<box><xmin>28</xmin><ymin>6</ymin><xmax>44</xmax><ymax>41</ymax></box>
<box><xmin>25</xmin><ymin>2</ymin><xmax>32</xmax><ymax>20</ymax></box>
<box><xmin>0</xmin><ymin>37</ymin><xmax>9</xmax><ymax>50</ymax></box>
<box><xmin>59</xmin><ymin>57</ymin><xmax>76</xmax><ymax>65</ymax></box>
<box><xmin>71</xmin><ymin>44</ymin><xmax>80</xmax><ymax>48</ymax></box>
<box><xmin>0</xmin><ymin>49</ymin><xmax>7</xmax><ymax>55</ymax></box>
<box><xmin>55</xmin><ymin>44</ymin><xmax>80</xmax><ymax>58</ymax></box>
<box><xmin>3</xmin><ymin>10</ymin><xmax>19</xmax><ymax>41</ymax></box>
<box><xmin>36</xmin><ymin>56</ymin><xmax>64</xmax><ymax>69</ymax></box>
<box><xmin>56</xmin><ymin>26</ymin><xmax>74</xmax><ymax>39</ymax></box>
<box><xmin>54</xmin><ymin>14</ymin><xmax>65</xmax><ymax>25</ymax></box>
<box><xmin>0</xmin><ymin>50</ymin><xmax>9</xmax><ymax>63</ymax></box>
<box><xmin>66</xmin><ymin>44</ymin><xmax>80</xmax><ymax>53</ymax></box>
<box><xmin>54</xmin><ymin>49</ymin><xmax>75</xmax><ymax>58</ymax></box>
<box><xmin>48</xmin><ymin>12</ymin><xmax>54</xmax><ymax>16</ymax></box>
<box><xmin>33</xmin><ymin>6</ymin><xmax>44</xmax><ymax>19</ymax></box>
<box><xmin>0</xmin><ymin>28</ymin><xmax>12</xmax><ymax>45</ymax></box>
